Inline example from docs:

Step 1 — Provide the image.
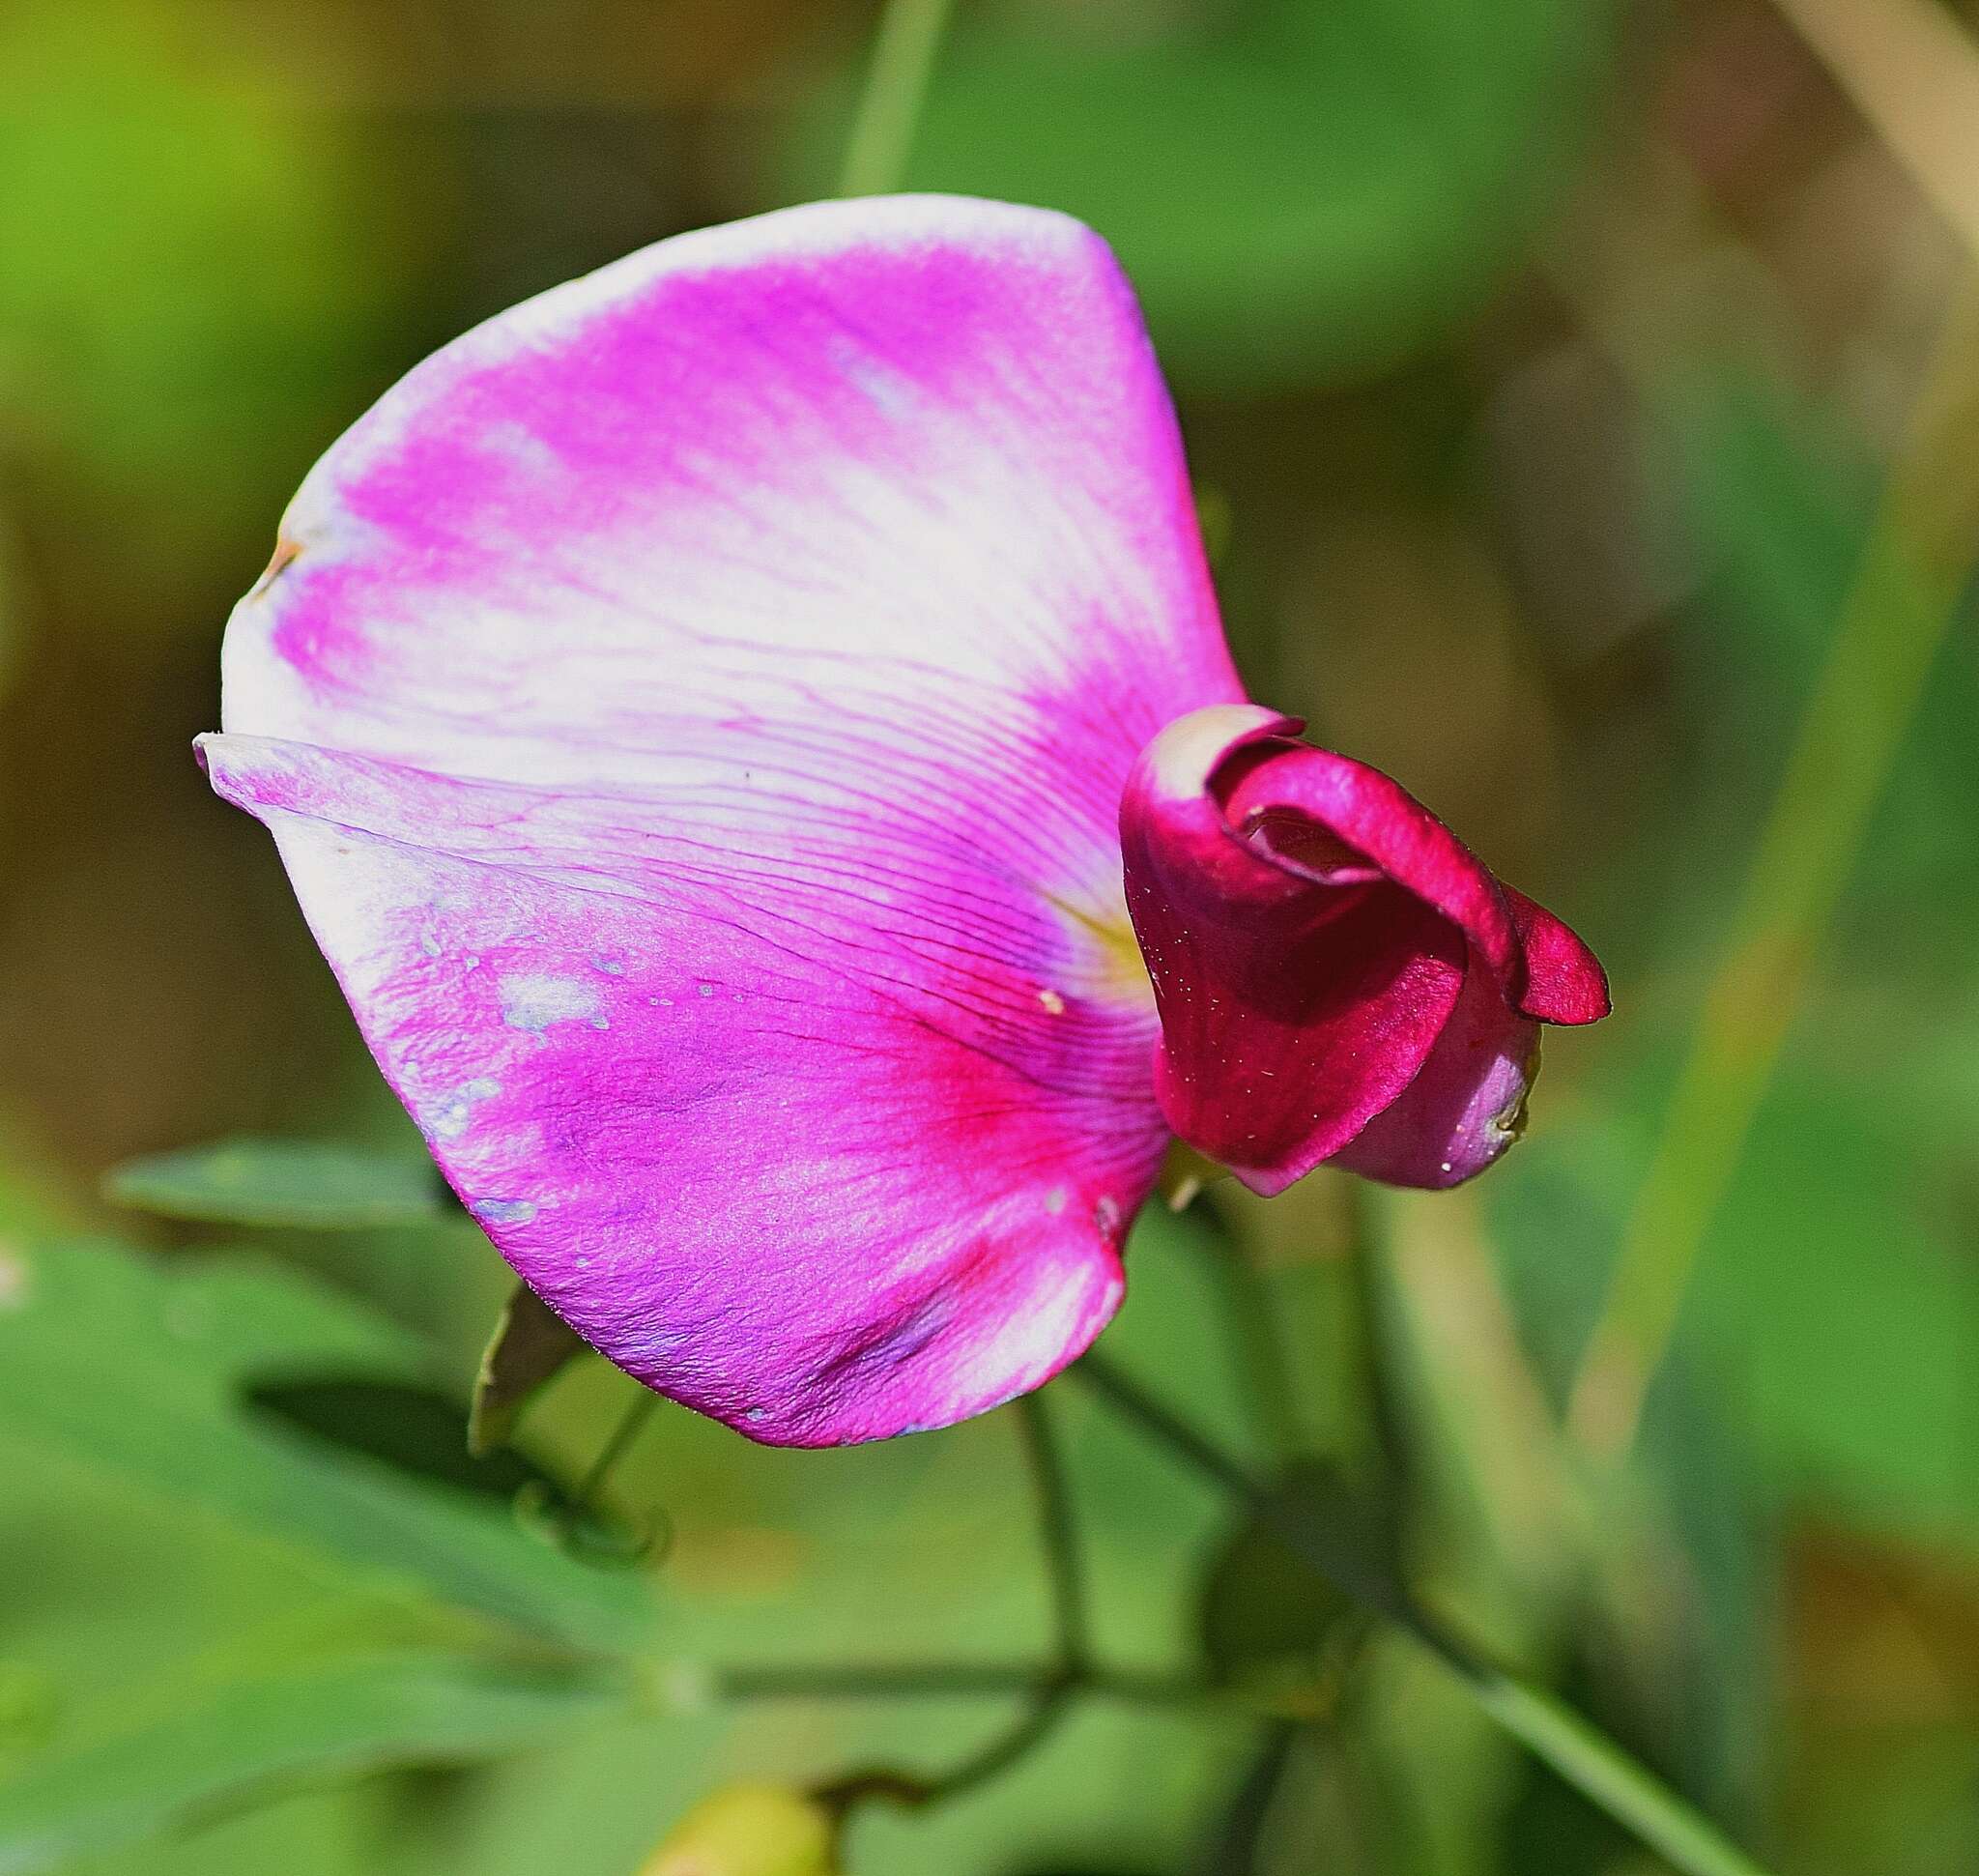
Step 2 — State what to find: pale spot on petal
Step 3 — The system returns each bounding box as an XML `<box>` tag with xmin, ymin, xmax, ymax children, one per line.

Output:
<box><xmin>473</xmin><ymin>1198</ymin><xmax>538</xmax><ymax>1225</ymax></box>
<box><xmin>427</xmin><ymin>1075</ymin><xmax>501</xmax><ymax>1141</ymax></box>
<box><xmin>499</xmin><ymin>971</ymin><xmax>604</xmax><ymax>1034</ymax></box>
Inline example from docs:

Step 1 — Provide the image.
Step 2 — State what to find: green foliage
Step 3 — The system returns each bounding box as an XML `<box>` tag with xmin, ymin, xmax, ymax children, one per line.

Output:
<box><xmin>1493</xmin><ymin>1037</ymin><xmax>1979</xmax><ymax>1551</ymax></box>
<box><xmin>1657</xmin><ymin>352</ymin><xmax>1979</xmax><ymax>913</ymax></box>
<box><xmin>0</xmin><ymin>1216</ymin><xmax>1257</xmax><ymax>1876</ymax></box>
<box><xmin>1196</xmin><ymin>1460</ymin><xmax>1374</xmax><ymax>1687</ymax></box>
<box><xmin>0</xmin><ymin>0</ymin><xmax>428</xmax><ymax>604</ymax></box>
<box><xmin>789</xmin><ymin>0</ymin><xmax>1617</xmax><ymax>390</ymax></box>
<box><xmin>103</xmin><ymin>1139</ymin><xmax>445</xmax><ymax>1230</ymax></box>
<box><xmin>0</xmin><ymin>1237</ymin><xmax>653</xmax><ymax>1651</ymax></box>
<box><xmin>0</xmin><ymin>1654</ymin><xmax>634</xmax><ymax>1876</ymax></box>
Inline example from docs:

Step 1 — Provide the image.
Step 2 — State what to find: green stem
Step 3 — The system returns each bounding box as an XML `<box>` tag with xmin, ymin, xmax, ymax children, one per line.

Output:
<box><xmin>1196</xmin><ymin>1206</ymin><xmax>1304</xmax><ymax>1458</ymax></box>
<box><xmin>837</xmin><ymin>0</ymin><xmax>957</xmax><ymax>198</ymax></box>
<box><xmin>1342</xmin><ymin>1183</ymin><xmax>1415</xmax><ymax>1489</ymax></box>
<box><xmin>1465</xmin><ymin>1675</ymin><xmax>1771</xmax><ymax>1876</ymax></box>
<box><xmin>1016</xmin><ymin>1392</ymin><xmax>1090</xmax><ymax>1674</ymax></box>
<box><xmin>1566</xmin><ymin>285</ymin><xmax>1979</xmax><ymax>1460</ymax></box>
<box><xmin>1073</xmin><ymin>1351</ymin><xmax>1776</xmax><ymax>1876</ymax></box>
<box><xmin>837</xmin><ymin>1686</ymin><xmax>1074</xmax><ymax>1811</ymax></box>
<box><xmin>521</xmin><ymin>1386</ymin><xmax>664</xmax><ymax>1565</ymax></box>
<box><xmin>715</xmin><ymin>1661</ymin><xmax>1202</xmax><ymax>1704</ymax></box>
<box><xmin>818</xmin><ymin>1388</ymin><xmax>1093</xmax><ymax>1815</ymax></box>
<box><xmin>571</xmin><ymin>1388</ymin><xmax>657</xmax><ymax>1511</ymax></box>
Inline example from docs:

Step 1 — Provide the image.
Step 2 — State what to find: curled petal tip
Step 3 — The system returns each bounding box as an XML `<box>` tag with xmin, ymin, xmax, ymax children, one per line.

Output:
<box><xmin>1506</xmin><ymin>885</ymin><xmax>1612</xmax><ymax>1025</ymax></box>
<box><xmin>1133</xmin><ymin>705</ymin><xmax>1304</xmax><ymax>807</ymax></box>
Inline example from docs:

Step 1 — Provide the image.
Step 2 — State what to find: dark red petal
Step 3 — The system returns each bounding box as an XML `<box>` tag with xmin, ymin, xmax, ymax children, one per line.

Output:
<box><xmin>1217</xmin><ymin>742</ymin><xmax>1523</xmax><ymax>986</ymax></box>
<box><xmin>1328</xmin><ymin>966</ymin><xmax>1541</xmax><ymax>1189</ymax></box>
<box><xmin>1504</xmin><ymin>885</ymin><xmax>1612</xmax><ymax>1025</ymax></box>
<box><xmin>1121</xmin><ymin>708</ymin><xmax>1470</xmax><ymax>1196</ymax></box>
<box><xmin>1120</xmin><ymin>706</ymin><xmax>1610</xmax><ymax>1196</ymax></box>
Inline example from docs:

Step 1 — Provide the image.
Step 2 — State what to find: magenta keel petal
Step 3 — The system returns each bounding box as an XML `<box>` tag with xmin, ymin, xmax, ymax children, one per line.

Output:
<box><xmin>1327</xmin><ymin>967</ymin><xmax>1540</xmax><ymax>1189</ymax></box>
<box><xmin>1120</xmin><ymin>709</ymin><xmax>1466</xmax><ymax>1196</ymax></box>
<box><xmin>1121</xmin><ymin>707</ymin><xmax>1610</xmax><ymax>1194</ymax></box>
<box><xmin>1504</xmin><ymin>885</ymin><xmax>1612</xmax><ymax>1026</ymax></box>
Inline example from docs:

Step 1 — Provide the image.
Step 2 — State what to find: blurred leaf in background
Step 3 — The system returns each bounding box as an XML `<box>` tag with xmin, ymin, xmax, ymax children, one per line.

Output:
<box><xmin>0</xmin><ymin>1235</ymin><xmax>653</xmax><ymax>1650</ymax></box>
<box><xmin>0</xmin><ymin>0</ymin><xmax>437</xmax><ymax>606</ymax></box>
<box><xmin>0</xmin><ymin>1211</ymin><xmax>1263</xmax><ymax>1876</ymax></box>
<box><xmin>103</xmin><ymin>1138</ymin><xmax>445</xmax><ymax>1230</ymax></box>
<box><xmin>785</xmin><ymin>0</ymin><xmax>1619</xmax><ymax>390</ymax></box>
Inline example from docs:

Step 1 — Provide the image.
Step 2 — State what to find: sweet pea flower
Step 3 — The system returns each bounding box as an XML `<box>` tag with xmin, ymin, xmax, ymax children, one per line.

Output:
<box><xmin>198</xmin><ymin>196</ymin><xmax>1607</xmax><ymax>1447</ymax></box>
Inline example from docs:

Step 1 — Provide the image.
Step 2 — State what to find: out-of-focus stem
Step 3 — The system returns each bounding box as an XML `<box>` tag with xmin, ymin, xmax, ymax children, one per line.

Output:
<box><xmin>837</xmin><ymin>0</ymin><xmax>955</xmax><ymax>198</ymax></box>
<box><xmin>1015</xmin><ymin>1392</ymin><xmax>1090</xmax><ymax>1676</ymax></box>
<box><xmin>1195</xmin><ymin>1211</ymin><xmax>1304</xmax><ymax>1458</ymax></box>
<box><xmin>570</xmin><ymin>1388</ymin><xmax>657</xmax><ymax>1511</ymax></box>
<box><xmin>1379</xmin><ymin>1188</ymin><xmax>1587</xmax><ymax>1593</ymax></box>
<box><xmin>1074</xmin><ymin>1351</ymin><xmax>1778</xmax><ymax>1876</ymax></box>
<box><xmin>1771</xmin><ymin>0</ymin><xmax>1979</xmax><ymax>258</ymax></box>
<box><xmin>819</xmin><ymin>1692</ymin><xmax>1071</xmax><ymax>1814</ymax></box>
<box><xmin>816</xmin><ymin>1391</ymin><xmax>1092</xmax><ymax>1815</ymax></box>
<box><xmin>713</xmin><ymin>1660</ymin><xmax>1202</xmax><ymax>1704</ymax></box>
<box><xmin>1566</xmin><ymin>281</ymin><xmax>1979</xmax><ymax>1461</ymax></box>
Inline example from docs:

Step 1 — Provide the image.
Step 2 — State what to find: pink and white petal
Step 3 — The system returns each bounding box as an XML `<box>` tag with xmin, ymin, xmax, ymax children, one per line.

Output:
<box><xmin>220</xmin><ymin>194</ymin><xmax>1243</xmax><ymax>950</ymax></box>
<box><xmin>200</xmin><ymin>732</ymin><xmax>1166</xmax><ymax>1445</ymax></box>
<box><xmin>206</xmin><ymin>196</ymin><xmax>1247</xmax><ymax>1439</ymax></box>
<box><xmin>1120</xmin><ymin>709</ymin><xmax>1467</xmax><ymax>1198</ymax></box>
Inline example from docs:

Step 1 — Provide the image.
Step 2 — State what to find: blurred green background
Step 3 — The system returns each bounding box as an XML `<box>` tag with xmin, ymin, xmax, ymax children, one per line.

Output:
<box><xmin>3</xmin><ymin>0</ymin><xmax>1977</xmax><ymax>1870</ymax></box>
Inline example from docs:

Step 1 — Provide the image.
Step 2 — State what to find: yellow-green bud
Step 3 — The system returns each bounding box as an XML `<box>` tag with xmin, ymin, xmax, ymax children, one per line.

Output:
<box><xmin>637</xmin><ymin>1782</ymin><xmax>838</xmax><ymax>1876</ymax></box>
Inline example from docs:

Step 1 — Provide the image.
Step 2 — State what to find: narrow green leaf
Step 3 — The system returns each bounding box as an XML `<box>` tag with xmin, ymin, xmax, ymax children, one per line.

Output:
<box><xmin>103</xmin><ymin>1138</ymin><xmax>442</xmax><ymax>1229</ymax></box>
<box><xmin>0</xmin><ymin>1238</ymin><xmax>653</xmax><ymax>1651</ymax></box>
<box><xmin>470</xmin><ymin>1284</ymin><xmax>588</xmax><ymax>1458</ymax></box>
<box><xmin>1466</xmin><ymin>1670</ymin><xmax>1773</xmax><ymax>1876</ymax></box>
<box><xmin>0</xmin><ymin>1653</ymin><xmax>634</xmax><ymax>1876</ymax></box>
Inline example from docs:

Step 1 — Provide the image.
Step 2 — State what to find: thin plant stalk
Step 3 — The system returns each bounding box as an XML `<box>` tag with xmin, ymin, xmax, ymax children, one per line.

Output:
<box><xmin>571</xmin><ymin>1388</ymin><xmax>657</xmax><ymax>1510</ymax></box>
<box><xmin>819</xmin><ymin>1391</ymin><xmax>1094</xmax><ymax>1814</ymax></box>
<box><xmin>1074</xmin><ymin>1351</ymin><xmax>1777</xmax><ymax>1876</ymax></box>
<box><xmin>1015</xmin><ymin>1391</ymin><xmax>1090</xmax><ymax>1676</ymax></box>
<box><xmin>837</xmin><ymin>0</ymin><xmax>956</xmax><ymax>198</ymax></box>
<box><xmin>1567</xmin><ymin>283</ymin><xmax>1979</xmax><ymax>1460</ymax></box>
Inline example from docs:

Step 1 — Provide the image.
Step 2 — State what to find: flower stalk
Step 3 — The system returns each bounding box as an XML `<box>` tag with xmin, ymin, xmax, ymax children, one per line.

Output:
<box><xmin>1567</xmin><ymin>279</ymin><xmax>1979</xmax><ymax>1461</ymax></box>
<box><xmin>837</xmin><ymin>0</ymin><xmax>957</xmax><ymax>198</ymax></box>
<box><xmin>815</xmin><ymin>1393</ymin><xmax>1090</xmax><ymax>1817</ymax></box>
<box><xmin>1072</xmin><ymin>1350</ymin><xmax>1777</xmax><ymax>1876</ymax></box>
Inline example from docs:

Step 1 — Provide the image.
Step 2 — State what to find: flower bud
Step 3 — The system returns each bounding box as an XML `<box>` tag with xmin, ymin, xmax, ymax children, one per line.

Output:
<box><xmin>637</xmin><ymin>1783</ymin><xmax>838</xmax><ymax>1876</ymax></box>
